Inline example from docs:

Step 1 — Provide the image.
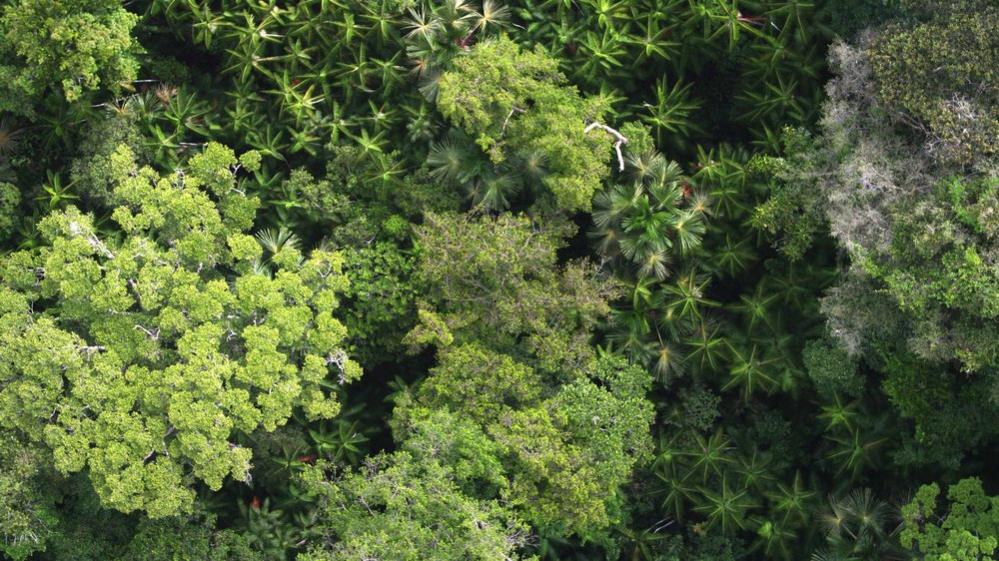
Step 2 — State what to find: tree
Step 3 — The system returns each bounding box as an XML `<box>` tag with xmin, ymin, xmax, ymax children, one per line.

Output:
<box><xmin>0</xmin><ymin>433</ymin><xmax>59</xmax><ymax>560</ymax></box>
<box><xmin>859</xmin><ymin>176</ymin><xmax>999</xmax><ymax>372</ymax></box>
<box><xmin>744</xmin><ymin>2</ymin><xmax>999</xmax><ymax>479</ymax></box>
<box><xmin>414</xmin><ymin>211</ymin><xmax>618</xmax><ymax>372</ymax></box>
<box><xmin>591</xmin><ymin>143</ymin><xmax>709</xmax><ymax>280</ymax></box>
<box><xmin>121</xmin><ymin>514</ymin><xmax>265</xmax><ymax>561</ymax></box>
<box><xmin>0</xmin><ymin>0</ymin><xmax>140</xmax><ymax>116</ymax></box>
<box><xmin>770</xmin><ymin>7</ymin><xmax>999</xmax><ymax>371</ymax></box>
<box><xmin>338</xmin><ymin>241</ymin><xmax>418</xmax><ymax>365</ymax></box>
<box><xmin>0</xmin><ymin>182</ymin><xmax>19</xmax><ymax>243</ymax></box>
<box><xmin>0</xmin><ymin>143</ymin><xmax>361</xmax><ymax>517</ymax></box>
<box><xmin>879</xmin><ymin>350</ymin><xmax>999</xmax><ymax>470</ymax></box>
<box><xmin>436</xmin><ymin>36</ymin><xmax>616</xmax><ymax>212</ymax></box>
<box><xmin>803</xmin><ymin>337</ymin><xmax>863</xmax><ymax>398</ymax></box>
<box><xmin>393</xmin><ymin>343</ymin><xmax>654</xmax><ymax>541</ymax></box>
<box><xmin>868</xmin><ymin>3</ymin><xmax>999</xmax><ymax>166</ymax></box>
<box><xmin>812</xmin><ymin>488</ymin><xmax>902</xmax><ymax>561</ymax></box>
<box><xmin>748</xmin><ymin>127</ymin><xmax>826</xmax><ymax>261</ymax></box>
<box><xmin>299</xmin><ymin>451</ymin><xmax>533</xmax><ymax>561</ymax></box>
<box><xmin>900</xmin><ymin>478</ymin><xmax>999</xmax><ymax>561</ymax></box>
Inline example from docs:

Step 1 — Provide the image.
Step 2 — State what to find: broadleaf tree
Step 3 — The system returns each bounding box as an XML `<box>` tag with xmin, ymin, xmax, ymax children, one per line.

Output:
<box><xmin>0</xmin><ymin>143</ymin><xmax>361</xmax><ymax>517</ymax></box>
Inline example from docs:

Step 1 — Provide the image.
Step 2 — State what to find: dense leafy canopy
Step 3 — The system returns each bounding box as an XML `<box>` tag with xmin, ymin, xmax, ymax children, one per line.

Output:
<box><xmin>0</xmin><ymin>0</ymin><xmax>139</xmax><ymax>115</ymax></box>
<box><xmin>437</xmin><ymin>36</ymin><xmax>614</xmax><ymax>212</ymax></box>
<box><xmin>300</xmin><ymin>451</ymin><xmax>533</xmax><ymax>561</ymax></box>
<box><xmin>901</xmin><ymin>478</ymin><xmax>999</xmax><ymax>561</ymax></box>
<box><xmin>0</xmin><ymin>143</ymin><xmax>360</xmax><ymax>517</ymax></box>
<box><xmin>0</xmin><ymin>0</ymin><xmax>997</xmax><ymax>560</ymax></box>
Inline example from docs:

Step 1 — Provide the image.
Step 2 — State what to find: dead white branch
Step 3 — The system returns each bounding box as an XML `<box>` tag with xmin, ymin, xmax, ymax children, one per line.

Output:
<box><xmin>585</xmin><ymin>122</ymin><xmax>628</xmax><ymax>171</ymax></box>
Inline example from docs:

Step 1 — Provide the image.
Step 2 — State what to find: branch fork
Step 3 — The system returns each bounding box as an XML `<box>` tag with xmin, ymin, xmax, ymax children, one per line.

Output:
<box><xmin>585</xmin><ymin>122</ymin><xmax>628</xmax><ymax>171</ymax></box>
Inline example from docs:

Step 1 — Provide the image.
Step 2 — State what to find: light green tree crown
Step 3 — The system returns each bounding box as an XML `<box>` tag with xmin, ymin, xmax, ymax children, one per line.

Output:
<box><xmin>0</xmin><ymin>143</ymin><xmax>360</xmax><ymax>517</ymax></box>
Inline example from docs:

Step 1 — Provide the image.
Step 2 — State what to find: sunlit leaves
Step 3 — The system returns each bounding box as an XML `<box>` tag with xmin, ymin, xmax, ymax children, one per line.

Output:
<box><xmin>900</xmin><ymin>478</ymin><xmax>999</xmax><ymax>561</ymax></box>
<box><xmin>0</xmin><ymin>144</ymin><xmax>360</xmax><ymax>517</ymax></box>
<box><xmin>0</xmin><ymin>0</ymin><xmax>140</xmax><ymax>113</ymax></box>
<box><xmin>301</xmin><ymin>452</ymin><xmax>533</xmax><ymax>561</ymax></box>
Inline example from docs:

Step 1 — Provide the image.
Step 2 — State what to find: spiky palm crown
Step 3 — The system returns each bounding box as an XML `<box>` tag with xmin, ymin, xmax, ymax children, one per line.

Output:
<box><xmin>592</xmin><ymin>151</ymin><xmax>703</xmax><ymax>280</ymax></box>
<box><xmin>1</xmin><ymin>1</ymin><xmax>933</xmax><ymax>560</ymax></box>
<box><xmin>114</xmin><ymin>0</ymin><xmax>828</xmax><ymax>186</ymax></box>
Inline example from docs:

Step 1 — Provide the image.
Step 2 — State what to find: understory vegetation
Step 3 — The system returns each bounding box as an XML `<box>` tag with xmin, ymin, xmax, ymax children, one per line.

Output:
<box><xmin>1</xmin><ymin>0</ymin><xmax>997</xmax><ymax>560</ymax></box>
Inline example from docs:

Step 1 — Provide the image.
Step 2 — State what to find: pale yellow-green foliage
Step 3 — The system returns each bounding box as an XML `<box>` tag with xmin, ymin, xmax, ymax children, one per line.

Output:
<box><xmin>0</xmin><ymin>143</ymin><xmax>360</xmax><ymax>517</ymax></box>
<box><xmin>0</xmin><ymin>0</ymin><xmax>139</xmax><ymax>115</ymax></box>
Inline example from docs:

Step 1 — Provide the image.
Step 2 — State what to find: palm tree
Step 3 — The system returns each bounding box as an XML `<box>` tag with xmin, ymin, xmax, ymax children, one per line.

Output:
<box><xmin>815</xmin><ymin>489</ymin><xmax>902</xmax><ymax>561</ymax></box>
<box><xmin>592</xmin><ymin>152</ymin><xmax>708</xmax><ymax>280</ymax></box>
<box><xmin>255</xmin><ymin>228</ymin><xmax>303</xmax><ymax>271</ymax></box>
<box><xmin>768</xmin><ymin>471</ymin><xmax>816</xmax><ymax>526</ymax></box>
<box><xmin>638</xmin><ymin>78</ymin><xmax>701</xmax><ymax>146</ymax></box>
<box><xmin>694</xmin><ymin>475</ymin><xmax>756</xmax><ymax>533</ymax></box>
<box><xmin>684</xmin><ymin>319</ymin><xmax>729</xmax><ymax>375</ymax></box>
<box><xmin>723</xmin><ymin>344</ymin><xmax>780</xmax><ymax>401</ymax></box>
<box><xmin>625</xmin><ymin>13</ymin><xmax>680</xmax><ymax>66</ymax></box>
<box><xmin>576</xmin><ymin>29</ymin><xmax>627</xmax><ymax>84</ymax></box>
<box><xmin>615</xmin><ymin>519</ymin><xmax>673</xmax><ymax>561</ymax></box>
<box><xmin>824</xmin><ymin>427</ymin><xmax>887</xmax><ymax>479</ymax></box>
<box><xmin>682</xmin><ymin>429</ymin><xmax>734</xmax><ymax>483</ymax></box>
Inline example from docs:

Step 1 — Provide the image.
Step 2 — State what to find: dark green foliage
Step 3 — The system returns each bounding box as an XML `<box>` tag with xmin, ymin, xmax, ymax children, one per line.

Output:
<box><xmin>339</xmin><ymin>241</ymin><xmax>418</xmax><ymax>364</ymax></box>
<box><xmin>880</xmin><ymin>351</ymin><xmax>999</xmax><ymax>470</ymax></box>
<box><xmin>821</xmin><ymin>0</ymin><xmax>901</xmax><ymax>38</ymax></box>
<box><xmin>2</xmin><ymin>0</ymin><xmax>996</xmax><ymax>559</ymax></box>
<box><xmin>678</xmin><ymin>533</ymin><xmax>747</xmax><ymax>561</ymax></box>
<box><xmin>511</xmin><ymin>0</ymin><xmax>830</xmax><ymax>152</ymax></box>
<box><xmin>68</xmin><ymin>110</ymin><xmax>148</xmax><ymax>204</ymax></box>
<box><xmin>803</xmin><ymin>338</ymin><xmax>863</xmax><ymax>398</ymax></box>
<box><xmin>0</xmin><ymin>434</ymin><xmax>58</xmax><ymax>561</ymax></box>
<box><xmin>664</xmin><ymin>385</ymin><xmax>721</xmax><ymax>433</ymax></box>
<box><xmin>0</xmin><ymin>182</ymin><xmax>19</xmax><ymax>242</ymax></box>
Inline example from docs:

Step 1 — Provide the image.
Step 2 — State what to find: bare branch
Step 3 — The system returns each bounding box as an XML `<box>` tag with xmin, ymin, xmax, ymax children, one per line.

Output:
<box><xmin>584</xmin><ymin>122</ymin><xmax>628</xmax><ymax>171</ymax></box>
